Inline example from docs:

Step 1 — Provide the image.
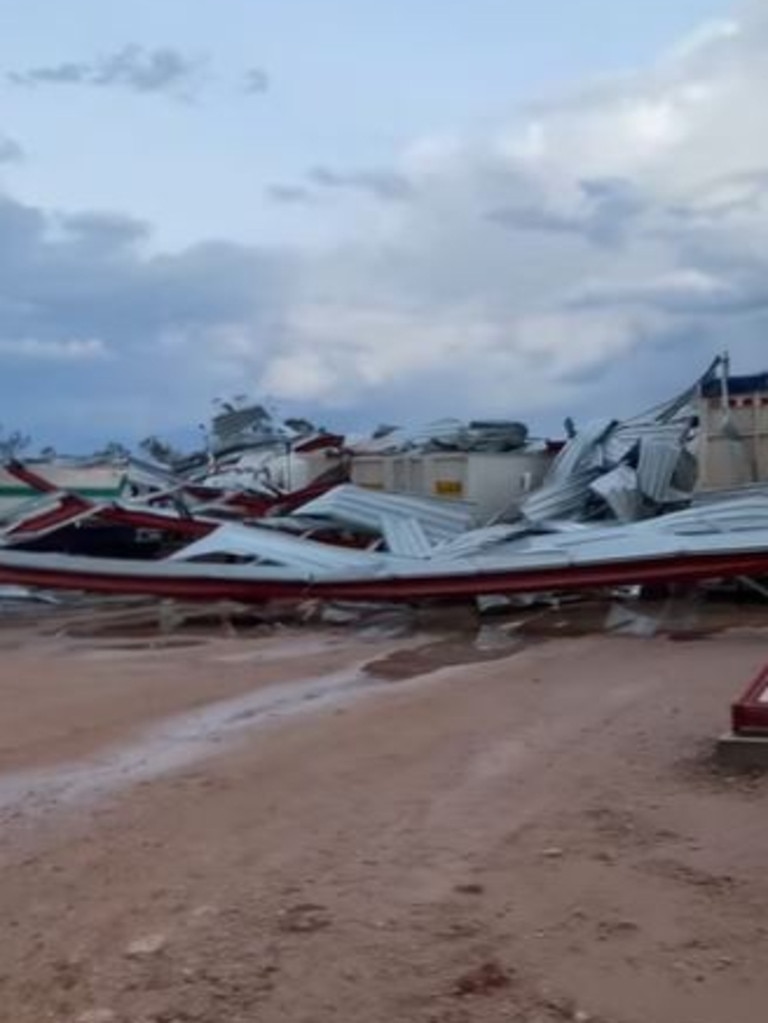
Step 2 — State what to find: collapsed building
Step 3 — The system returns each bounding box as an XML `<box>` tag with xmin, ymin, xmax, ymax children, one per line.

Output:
<box><xmin>1</xmin><ymin>357</ymin><xmax>768</xmax><ymax>604</ymax></box>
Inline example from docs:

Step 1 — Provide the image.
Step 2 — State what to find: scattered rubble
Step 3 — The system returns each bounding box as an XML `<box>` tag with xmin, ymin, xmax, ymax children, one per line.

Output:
<box><xmin>451</xmin><ymin>960</ymin><xmax>513</xmax><ymax>997</ymax></box>
<box><xmin>277</xmin><ymin>903</ymin><xmax>332</xmax><ymax>934</ymax></box>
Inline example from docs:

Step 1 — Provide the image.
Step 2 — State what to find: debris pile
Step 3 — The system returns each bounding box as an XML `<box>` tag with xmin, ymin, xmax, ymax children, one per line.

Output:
<box><xmin>1</xmin><ymin>357</ymin><xmax>767</xmax><ymax>607</ymax></box>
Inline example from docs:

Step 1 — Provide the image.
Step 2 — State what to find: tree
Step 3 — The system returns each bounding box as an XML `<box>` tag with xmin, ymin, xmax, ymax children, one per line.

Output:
<box><xmin>140</xmin><ymin>436</ymin><xmax>184</xmax><ymax>466</ymax></box>
<box><xmin>284</xmin><ymin>417</ymin><xmax>316</xmax><ymax>436</ymax></box>
<box><xmin>0</xmin><ymin>426</ymin><xmax>31</xmax><ymax>461</ymax></box>
<box><xmin>94</xmin><ymin>440</ymin><xmax>131</xmax><ymax>460</ymax></box>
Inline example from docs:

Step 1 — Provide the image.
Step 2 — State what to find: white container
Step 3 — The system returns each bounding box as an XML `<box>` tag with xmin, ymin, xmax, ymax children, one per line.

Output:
<box><xmin>696</xmin><ymin>391</ymin><xmax>768</xmax><ymax>489</ymax></box>
<box><xmin>351</xmin><ymin>449</ymin><xmax>552</xmax><ymax>521</ymax></box>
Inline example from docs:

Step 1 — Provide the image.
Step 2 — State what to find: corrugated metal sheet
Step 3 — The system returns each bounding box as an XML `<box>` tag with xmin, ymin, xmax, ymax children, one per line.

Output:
<box><xmin>520</xmin><ymin>388</ymin><xmax>700</xmax><ymax>526</ymax></box>
<box><xmin>2</xmin><ymin>492</ymin><xmax>768</xmax><ymax>599</ymax></box>
<box><xmin>548</xmin><ymin>419</ymin><xmax>615</xmax><ymax>481</ymax></box>
<box><xmin>154</xmin><ymin>495</ymin><xmax>768</xmax><ymax>575</ymax></box>
<box><xmin>347</xmin><ymin>418</ymin><xmax>528</xmax><ymax>454</ymax></box>
<box><xmin>602</xmin><ymin>421</ymin><xmax>690</xmax><ymax>467</ymax></box>
<box><xmin>589</xmin><ymin>464</ymin><xmax>640</xmax><ymax>523</ymax></box>
<box><xmin>296</xmin><ymin>485</ymin><xmax>475</xmax><ymax>543</ymax></box>
<box><xmin>432</xmin><ymin>524</ymin><xmax>530</xmax><ymax>559</ymax></box>
<box><xmin>636</xmin><ymin>438</ymin><xmax>684</xmax><ymax>503</ymax></box>
<box><xmin>520</xmin><ymin>470</ymin><xmax>600</xmax><ymax>524</ymax></box>
<box><xmin>170</xmin><ymin>523</ymin><xmax>387</xmax><ymax>573</ymax></box>
<box><xmin>381</xmin><ymin>517</ymin><xmax>432</xmax><ymax>559</ymax></box>
<box><xmin>636</xmin><ymin>496</ymin><xmax>768</xmax><ymax>536</ymax></box>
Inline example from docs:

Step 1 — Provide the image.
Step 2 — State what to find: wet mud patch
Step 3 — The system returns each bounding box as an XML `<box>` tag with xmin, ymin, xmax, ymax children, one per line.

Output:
<box><xmin>363</xmin><ymin>631</ymin><xmax>532</xmax><ymax>682</ymax></box>
<box><xmin>640</xmin><ymin>857</ymin><xmax>743</xmax><ymax>897</ymax></box>
<box><xmin>675</xmin><ymin>743</ymin><xmax>768</xmax><ymax>789</ymax></box>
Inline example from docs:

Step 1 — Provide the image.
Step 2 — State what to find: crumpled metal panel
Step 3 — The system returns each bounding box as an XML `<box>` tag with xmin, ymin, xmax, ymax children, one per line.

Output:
<box><xmin>589</xmin><ymin>464</ymin><xmax>641</xmax><ymax>523</ymax></box>
<box><xmin>483</xmin><ymin>497</ymin><xmax>768</xmax><ymax>567</ymax></box>
<box><xmin>296</xmin><ymin>485</ymin><xmax>475</xmax><ymax>543</ymax></box>
<box><xmin>519</xmin><ymin>470</ymin><xmax>600</xmax><ymax>524</ymax></box>
<box><xmin>636</xmin><ymin>438</ymin><xmax>685</xmax><ymax>503</ymax></box>
<box><xmin>547</xmin><ymin>419</ymin><xmax>615</xmax><ymax>481</ymax></box>
<box><xmin>635</xmin><ymin>496</ymin><xmax>768</xmax><ymax>536</ymax></box>
<box><xmin>347</xmin><ymin>417</ymin><xmax>529</xmax><ymax>454</ymax></box>
<box><xmin>602</xmin><ymin>421</ymin><xmax>690</xmax><ymax>468</ymax></box>
<box><xmin>170</xmin><ymin>522</ymin><xmax>385</xmax><ymax>572</ymax></box>
<box><xmin>381</xmin><ymin>516</ymin><xmax>433</xmax><ymax>559</ymax></box>
<box><xmin>432</xmin><ymin>524</ymin><xmax>530</xmax><ymax>559</ymax></box>
<box><xmin>1</xmin><ymin>494</ymin><xmax>768</xmax><ymax>599</ymax></box>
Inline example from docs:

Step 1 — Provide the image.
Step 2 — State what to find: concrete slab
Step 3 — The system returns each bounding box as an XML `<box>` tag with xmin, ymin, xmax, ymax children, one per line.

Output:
<box><xmin>717</xmin><ymin>732</ymin><xmax>768</xmax><ymax>771</ymax></box>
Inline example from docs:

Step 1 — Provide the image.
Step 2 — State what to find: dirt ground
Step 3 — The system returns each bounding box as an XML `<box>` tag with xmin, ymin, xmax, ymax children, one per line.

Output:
<box><xmin>1</xmin><ymin>599</ymin><xmax>768</xmax><ymax>1023</ymax></box>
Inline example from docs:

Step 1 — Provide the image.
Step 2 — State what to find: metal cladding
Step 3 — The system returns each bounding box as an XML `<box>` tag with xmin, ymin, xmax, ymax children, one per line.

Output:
<box><xmin>170</xmin><ymin>522</ymin><xmax>386</xmax><ymax>573</ymax></box>
<box><xmin>1</xmin><ymin>493</ymin><xmax>768</xmax><ymax>600</ymax></box>
<box><xmin>518</xmin><ymin>471</ymin><xmax>601</xmax><ymax>524</ymax></box>
<box><xmin>346</xmin><ymin>417</ymin><xmax>529</xmax><ymax>454</ymax></box>
<box><xmin>296</xmin><ymin>485</ymin><xmax>475</xmax><ymax>546</ymax></box>
<box><xmin>520</xmin><ymin>409</ymin><xmax>699</xmax><ymax>529</ymax></box>
<box><xmin>589</xmin><ymin>464</ymin><xmax>641</xmax><ymax>523</ymax></box>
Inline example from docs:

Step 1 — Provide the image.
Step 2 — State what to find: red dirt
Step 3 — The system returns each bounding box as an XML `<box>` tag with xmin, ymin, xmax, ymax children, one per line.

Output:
<box><xmin>1</xmin><ymin>608</ymin><xmax>768</xmax><ymax>1022</ymax></box>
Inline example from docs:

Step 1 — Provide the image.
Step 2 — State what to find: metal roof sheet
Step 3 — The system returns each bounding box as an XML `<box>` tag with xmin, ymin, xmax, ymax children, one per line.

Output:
<box><xmin>589</xmin><ymin>464</ymin><xmax>641</xmax><ymax>523</ymax></box>
<box><xmin>170</xmin><ymin>523</ymin><xmax>387</xmax><ymax>573</ymax></box>
<box><xmin>381</xmin><ymin>516</ymin><xmax>433</xmax><ymax>559</ymax></box>
<box><xmin>636</xmin><ymin>438</ymin><xmax>685</xmax><ymax>503</ymax></box>
<box><xmin>295</xmin><ymin>485</ymin><xmax>475</xmax><ymax>542</ymax></box>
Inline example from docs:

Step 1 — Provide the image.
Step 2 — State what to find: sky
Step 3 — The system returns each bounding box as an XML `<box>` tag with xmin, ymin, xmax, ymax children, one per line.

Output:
<box><xmin>0</xmin><ymin>0</ymin><xmax>766</xmax><ymax>450</ymax></box>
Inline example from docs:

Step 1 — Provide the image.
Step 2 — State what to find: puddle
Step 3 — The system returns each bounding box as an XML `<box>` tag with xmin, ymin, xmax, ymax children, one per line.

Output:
<box><xmin>364</xmin><ymin>631</ymin><xmax>530</xmax><ymax>682</ymax></box>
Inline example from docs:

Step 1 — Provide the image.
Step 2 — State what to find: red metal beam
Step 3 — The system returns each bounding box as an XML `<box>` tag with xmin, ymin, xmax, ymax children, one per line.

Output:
<box><xmin>3</xmin><ymin>495</ymin><xmax>92</xmax><ymax>537</ymax></box>
<box><xmin>1</xmin><ymin>547</ymin><xmax>768</xmax><ymax>604</ymax></box>
<box><xmin>4</xmin><ymin>460</ymin><xmax>63</xmax><ymax>495</ymax></box>
<box><xmin>96</xmin><ymin>506</ymin><xmax>214</xmax><ymax>538</ymax></box>
<box><xmin>732</xmin><ymin>664</ymin><xmax>768</xmax><ymax>735</ymax></box>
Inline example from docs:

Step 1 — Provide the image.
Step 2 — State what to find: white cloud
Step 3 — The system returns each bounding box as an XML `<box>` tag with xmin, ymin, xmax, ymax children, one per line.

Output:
<box><xmin>249</xmin><ymin>1</ymin><xmax>768</xmax><ymax>423</ymax></box>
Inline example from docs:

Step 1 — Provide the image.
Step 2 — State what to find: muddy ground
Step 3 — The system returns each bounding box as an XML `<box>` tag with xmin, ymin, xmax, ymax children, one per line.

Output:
<box><xmin>1</xmin><ymin>597</ymin><xmax>768</xmax><ymax>1023</ymax></box>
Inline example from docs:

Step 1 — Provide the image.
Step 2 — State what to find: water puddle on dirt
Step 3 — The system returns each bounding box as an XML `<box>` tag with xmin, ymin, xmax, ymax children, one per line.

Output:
<box><xmin>364</xmin><ymin>628</ymin><xmax>531</xmax><ymax>682</ymax></box>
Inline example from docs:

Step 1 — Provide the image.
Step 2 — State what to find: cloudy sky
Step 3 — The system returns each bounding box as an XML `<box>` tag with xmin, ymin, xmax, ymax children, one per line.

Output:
<box><xmin>1</xmin><ymin>0</ymin><xmax>766</xmax><ymax>450</ymax></box>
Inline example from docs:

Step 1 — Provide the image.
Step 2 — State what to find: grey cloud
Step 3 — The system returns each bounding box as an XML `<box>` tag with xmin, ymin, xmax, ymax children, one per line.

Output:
<box><xmin>8</xmin><ymin>46</ymin><xmax>207</xmax><ymax>99</ymax></box>
<box><xmin>0</xmin><ymin>193</ymin><xmax>294</xmax><ymax>445</ymax></box>
<box><xmin>7</xmin><ymin>62</ymin><xmax>90</xmax><ymax>86</ymax></box>
<box><xmin>488</xmin><ymin>205</ymin><xmax>583</xmax><ymax>237</ymax></box>
<box><xmin>672</xmin><ymin>169</ymin><xmax>768</xmax><ymax>221</ymax></box>
<box><xmin>307</xmin><ymin>165</ymin><xmax>415</xmax><ymax>201</ymax></box>
<box><xmin>92</xmin><ymin>46</ymin><xmax>204</xmax><ymax>94</ymax></box>
<box><xmin>244</xmin><ymin>68</ymin><xmax>270</xmax><ymax>94</ymax></box>
<box><xmin>489</xmin><ymin>177</ymin><xmax>646</xmax><ymax>247</ymax></box>
<box><xmin>267</xmin><ymin>165</ymin><xmax>416</xmax><ymax>208</ymax></box>
<box><xmin>60</xmin><ymin>211</ymin><xmax>152</xmax><ymax>249</ymax></box>
<box><xmin>266</xmin><ymin>184</ymin><xmax>316</xmax><ymax>205</ymax></box>
<box><xmin>0</xmin><ymin>134</ymin><xmax>24</xmax><ymax>163</ymax></box>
